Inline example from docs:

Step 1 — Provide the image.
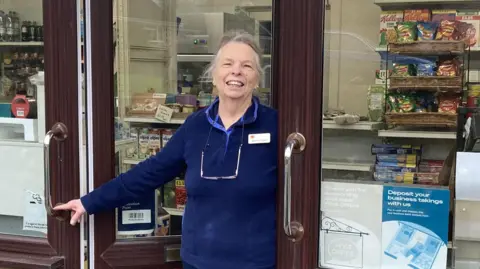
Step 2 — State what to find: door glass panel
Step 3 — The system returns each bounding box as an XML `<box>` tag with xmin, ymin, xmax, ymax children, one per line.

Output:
<box><xmin>113</xmin><ymin>0</ymin><xmax>272</xmax><ymax>239</ymax></box>
<box><xmin>321</xmin><ymin>1</ymin><xmax>465</xmax><ymax>269</ymax></box>
<box><xmin>0</xmin><ymin>0</ymin><xmax>46</xmax><ymax>237</ymax></box>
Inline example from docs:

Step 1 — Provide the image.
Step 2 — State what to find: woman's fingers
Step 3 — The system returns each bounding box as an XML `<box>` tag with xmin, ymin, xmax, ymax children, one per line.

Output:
<box><xmin>70</xmin><ymin>211</ymin><xmax>83</xmax><ymax>226</ymax></box>
<box><xmin>53</xmin><ymin>199</ymin><xmax>86</xmax><ymax>226</ymax></box>
<box><xmin>53</xmin><ymin>202</ymin><xmax>73</xmax><ymax>211</ymax></box>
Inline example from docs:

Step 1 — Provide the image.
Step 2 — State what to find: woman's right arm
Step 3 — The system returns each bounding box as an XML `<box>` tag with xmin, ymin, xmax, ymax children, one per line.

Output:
<box><xmin>78</xmin><ymin>117</ymin><xmax>191</xmax><ymax>215</ymax></box>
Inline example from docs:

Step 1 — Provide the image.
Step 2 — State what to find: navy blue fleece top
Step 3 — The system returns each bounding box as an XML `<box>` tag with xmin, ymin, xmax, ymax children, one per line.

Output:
<box><xmin>80</xmin><ymin>96</ymin><xmax>278</xmax><ymax>269</ymax></box>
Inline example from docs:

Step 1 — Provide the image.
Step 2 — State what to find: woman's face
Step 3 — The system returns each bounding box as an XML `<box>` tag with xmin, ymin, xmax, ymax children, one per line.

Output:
<box><xmin>212</xmin><ymin>42</ymin><xmax>259</xmax><ymax>100</ymax></box>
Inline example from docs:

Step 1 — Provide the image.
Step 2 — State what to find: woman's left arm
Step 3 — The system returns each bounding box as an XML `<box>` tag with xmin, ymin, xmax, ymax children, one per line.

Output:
<box><xmin>79</xmin><ymin>117</ymin><xmax>190</xmax><ymax>215</ymax></box>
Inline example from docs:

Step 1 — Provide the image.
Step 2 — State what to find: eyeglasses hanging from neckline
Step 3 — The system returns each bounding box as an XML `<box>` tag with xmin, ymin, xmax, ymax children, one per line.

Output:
<box><xmin>200</xmin><ymin>118</ymin><xmax>245</xmax><ymax>180</ymax></box>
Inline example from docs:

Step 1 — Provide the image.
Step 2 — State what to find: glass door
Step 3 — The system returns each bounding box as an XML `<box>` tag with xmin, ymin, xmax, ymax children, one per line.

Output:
<box><xmin>0</xmin><ymin>0</ymin><xmax>84</xmax><ymax>268</ymax></box>
<box><xmin>85</xmin><ymin>0</ymin><xmax>323</xmax><ymax>268</ymax></box>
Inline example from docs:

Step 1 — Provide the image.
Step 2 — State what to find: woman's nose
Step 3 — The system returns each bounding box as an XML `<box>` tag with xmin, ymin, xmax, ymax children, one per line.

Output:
<box><xmin>230</xmin><ymin>63</ymin><xmax>242</xmax><ymax>74</ymax></box>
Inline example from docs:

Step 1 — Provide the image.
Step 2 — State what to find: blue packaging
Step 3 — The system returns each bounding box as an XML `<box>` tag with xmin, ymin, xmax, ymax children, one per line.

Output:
<box><xmin>376</xmin><ymin>162</ymin><xmax>417</xmax><ymax>169</ymax></box>
<box><xmin>376</xmin><ymin>154</ymin><xmax>418</xmax><ymax>164</ymax></box>
<box><xmin>0</xmin><ymin>103</ymin><xmax>12</xmax><ymax>118</ymax></box>
<box><xmin>374</xmin><ymin>171</ymin><xmax>414</xmax><ymax>183</ymax></box>
<box><xmin>375</xmin><ymin>165</ymin><xmax>416</xmax><ymax>173</ymax></box>
<box><xmin>371</xmin><ymin>144</ymin><xmax>422</xmax><ymax>155</ymax></box>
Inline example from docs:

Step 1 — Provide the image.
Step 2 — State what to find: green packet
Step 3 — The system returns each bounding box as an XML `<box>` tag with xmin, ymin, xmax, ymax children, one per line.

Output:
<box><xmin>367</xmin><ymin>85</ymin><xmax>386</xmax><ymax>122</ymax></box>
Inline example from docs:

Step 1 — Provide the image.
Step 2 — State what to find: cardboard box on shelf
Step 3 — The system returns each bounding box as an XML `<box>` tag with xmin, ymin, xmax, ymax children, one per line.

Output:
<box><xmin>379</xmin><ymin>11</ymin><xmax>403</xmax><ymax>46</ymax></box>
<box><xmin>456</xmin><ymin>15</ymin><xmax>480</xmax><ymax>48</ymax></box>
<box><xmin>404</xmin><ymin>9</ymin><xmax>431</xmax><ymax>22</ymax></box>
<box><xmin>432</xmin><ymin>10</ymin><xmax>457</xmax><ymax>22</ymax></box>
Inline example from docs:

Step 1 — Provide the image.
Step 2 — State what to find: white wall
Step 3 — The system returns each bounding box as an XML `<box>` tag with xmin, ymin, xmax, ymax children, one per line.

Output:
<box><xmin>325</xmin><ymin>0</ymin><xmax>382</xmax><ymax>116</ymax></box>
<box><xmin>0</xmin><ymin>0</ymin><xmax>43</xmax><ymax>23</ymax></box>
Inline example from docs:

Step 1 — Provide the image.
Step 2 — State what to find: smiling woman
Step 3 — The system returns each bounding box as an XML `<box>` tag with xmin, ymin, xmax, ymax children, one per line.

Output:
<box><xmin>56</xmin><ymin>29</ymin><xmax>278</xmax><ymax>269</ymax></box>
<box><xmin>207</xmin><ymin>30</ymin><xmax>263</xmax><ymax>129</ymax></box>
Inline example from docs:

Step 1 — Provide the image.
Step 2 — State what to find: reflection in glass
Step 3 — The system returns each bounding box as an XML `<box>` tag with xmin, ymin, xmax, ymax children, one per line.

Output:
<box><xmin>112</xmin><ymin>0</ymin><xmax>272</xmax><ymax>239</ymax></box>
<box><xmin>0</xmin><ymin>0</ymin><xmax>46</xmax><ymax>237</ymax></box>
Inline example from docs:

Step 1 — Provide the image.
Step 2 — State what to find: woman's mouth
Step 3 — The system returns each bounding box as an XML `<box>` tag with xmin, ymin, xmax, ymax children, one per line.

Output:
<box><xmin>226</xmin><ymin>80</ymin><xmax>245</xmax><ymax>87</ymax></box>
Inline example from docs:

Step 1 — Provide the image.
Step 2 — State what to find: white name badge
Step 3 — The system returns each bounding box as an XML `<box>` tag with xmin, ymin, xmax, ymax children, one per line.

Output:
<box><xmin>248</xmin><ymin>133</ymin><xmax>271</xmax><ymax>144</ymax></box>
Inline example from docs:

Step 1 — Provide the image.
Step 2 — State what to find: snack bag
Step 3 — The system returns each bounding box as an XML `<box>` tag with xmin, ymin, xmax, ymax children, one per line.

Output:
<box><xmin>387</xmin><ymin>93</ymin><xmax>399</xmax><ymax>113</ymax></box>
<box><xmin>396</xmin><ymin>22</ymin><xmax>417</xmax><ymax>42</ymax></box>
<box><xmin>437</xmin><ymin>58</ymin><xmax>460</xmax><ymax>77</ymax></box>
<box><xmin>438</xmin><ymin>95</ymin><xmax>460</xmax><ymax>114</ymax></box>
<box><xmin>417</xmin><ymin>22</ymin><xmax>437</xmax><ymax>40</ymax></box>
<box><xmin>417</xmin><ymin>63</ymin><xmax>436</xmax><ymax>76</ymax></box>
<box><xmin>367</xmin><ymin>85</ymin><xmax>386</xmax><ymax>122</ymax></box>
<box><xmin>397</xmin><ymin>94</ymin><xmax>416</xmax><ymax>113</ymax></box>
<box><xmin>436</xmin><ymin>20</ymin><xmax>457</xmax><ymax>40</ymax></box>
<box><xmin>393</xmin><ymin>63</ymin><xmax>415</xmax><ymax>77</ymax></box>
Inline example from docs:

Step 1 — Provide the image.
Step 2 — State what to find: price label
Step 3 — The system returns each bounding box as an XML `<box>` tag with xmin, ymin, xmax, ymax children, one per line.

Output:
<box><xmin>155</xmin><ymin>104</ymin><xmax>174</xmax><ymax>123</ymax></box>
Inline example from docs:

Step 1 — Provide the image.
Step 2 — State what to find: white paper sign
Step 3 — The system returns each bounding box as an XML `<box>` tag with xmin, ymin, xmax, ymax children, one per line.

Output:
<box><xmin>122</xmin><ymin>209</ymin><xmax>151</xmax><ymax>224</ymax></box>
<box><xmin>155</xmin><ymin>104</ymin><xmax>173</xmax><ymax>123</ymax></box>
<box><xmin>23</xmin><ymin>190</ymin><xmax>47</xmax><ymax>234</ymax></box>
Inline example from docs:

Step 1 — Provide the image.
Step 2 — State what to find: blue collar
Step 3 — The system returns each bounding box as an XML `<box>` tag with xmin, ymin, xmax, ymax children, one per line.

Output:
<box><xmin>205</xmin><ymin>96</ymin><xmax>259</xmax><ymax>131</ymax></box>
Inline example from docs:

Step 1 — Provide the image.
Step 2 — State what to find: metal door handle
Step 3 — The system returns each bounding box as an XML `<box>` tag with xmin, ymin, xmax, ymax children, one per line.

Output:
<box><xmin>43</xmin><ymin>122</ymin><xmax>70</xmax><ymax>221</ymax></box>
<box><xmin>283</xmin><ymin>132</ymin><xmax>306</xmax><ymax>242</ymax></box>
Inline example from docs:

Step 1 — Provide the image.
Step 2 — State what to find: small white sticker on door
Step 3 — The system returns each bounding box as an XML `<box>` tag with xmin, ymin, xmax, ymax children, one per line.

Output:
<box><xmin>122</xmin><ymin>209</ymin><xmax>151</xmax><ymax>224</ymax></box>
<box><xmin>23</xmin><ymin>190</ymin><xmax>47</xmax><ymax>234</ymax></box>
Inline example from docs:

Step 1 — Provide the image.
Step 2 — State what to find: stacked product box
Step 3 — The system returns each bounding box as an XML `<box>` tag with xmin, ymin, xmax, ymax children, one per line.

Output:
<box><xmin>372</xmin><ymin>144</ymin><xmax>421</xmax><ymax>184</ymax></box>
<box><xmin>372</xmin><ymin>144</ymin><xmax>444</xmax><ymax>185</ymax></box>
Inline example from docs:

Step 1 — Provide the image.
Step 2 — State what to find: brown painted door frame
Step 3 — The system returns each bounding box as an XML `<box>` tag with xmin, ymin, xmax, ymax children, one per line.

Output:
<box><xmin>274</xmin><ymin>0</ymin><xmax>324</xmax><ymax>268</ymax></box>
<box><xmin>87</xmin><ymin>0</ymin><xmax>324</xmax><ymax>268</ymax></box>
<box><xmin>0</xmin><ymin>0</ymin><xmax>82</xmax><ymax>269</ymax></box>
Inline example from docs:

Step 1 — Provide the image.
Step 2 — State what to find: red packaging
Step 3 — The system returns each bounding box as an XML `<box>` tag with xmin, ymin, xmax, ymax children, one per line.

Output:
<box><xmin>404</xmin><ymin>9</ymin><xmax>431</xmax><ymax>22</ymax></box>
<box><xmin>438</xmin><ymin>96</ymin><xmax>460</xmax><ymax>114</ymax></box>
<box><xmin>175</xmin><ymin>179</ymin><xmax>186</xmax><ymax>210</ymax></box>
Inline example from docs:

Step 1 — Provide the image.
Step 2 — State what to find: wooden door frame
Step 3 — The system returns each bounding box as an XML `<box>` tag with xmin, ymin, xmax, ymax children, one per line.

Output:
<box><xmin>274</xmin><ymin>0</ymin><xmax>324</xmax><ymax>268</ymax></box>
<box><xmin>88</xmin><ymin>0</ymin><xmax>324</xmax><ymax>268</ymax></box>
<box><xmin>0</xmin><ymin>0</ymin><xmax>82</xmax><ymax>268</ymax></box>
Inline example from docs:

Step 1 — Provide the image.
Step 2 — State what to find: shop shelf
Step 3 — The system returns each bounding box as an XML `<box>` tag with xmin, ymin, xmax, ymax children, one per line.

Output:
<box><xmin>378</xmin><ymin>128</ymin><xmax>456</xmax><ymax>139</ymax></box>
<box><xmin>0</xmin><ymin>41</ymin><xmax>43</xmax><ymax>46</ymax></box>
<box><xmin>123</xmin><ymin>159</ymin><xmax>142</xmax><ymax>165</ymax></box>
<box><xmin>123</xmin><ymin>117</ymin><xmax>185</xmax><ymax>124</ymax></box>
<box><xmin>322</xmin><ymin>160</ymin><xmax>373</xmax><ymax>172</ymax></box>
<box><xmin>389</xmin><ymin>76</ymin><xmax>463</xmax><ymax>92</ymax></box>
<box><xmin>323</xmin><ymin>119</ymin><xmax>383</xmax><ymax>131</ymax></box>
<box><xmin>0</xmin><ymin>117</ymin><xmax>38</xmax><ymax>142</ymax></box>
<box><xmin>163</xmin><ymin>207</ymin><xmax>184</xmax><ymax>216</ymax></box>
<box><xmin>374</xmin><ymin>0</ymin><xmax>480</xmax><ymax>7</ymax></box>
<box><xmin>376</xmin><ymin>46</ymin><xmax>480</xmax><ymax>52</ymax></box>
<box><xmin>385</xmin><ymin>112</ymin><xmax>457</xmax><ymax>128</ymax></box>
<box><xmin>115</xmin><ymin>138</ymin><xmax>135</xmax><ymax>153</ymax></box>
<box><xmin>388</xmin><ymin>41</ymin><xmax>466</xmax><ymax>55</ymax></box>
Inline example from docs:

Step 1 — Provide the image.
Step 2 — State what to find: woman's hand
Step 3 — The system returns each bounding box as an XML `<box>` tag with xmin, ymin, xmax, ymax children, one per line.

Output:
<box><xmin>54</xmin><ymin>199</ymin><xmax>86</xmax><ymax>226</ymax></box>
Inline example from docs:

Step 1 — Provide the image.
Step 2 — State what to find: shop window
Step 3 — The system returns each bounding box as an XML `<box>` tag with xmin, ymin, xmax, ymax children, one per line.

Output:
<box><xmin>0</xmin><ymin>0</ymin><xmax>46</xmax><ymax>237</ymax></box>
<box><xmin>112</xmin><ymin>0</ymin><xmax>272</xmax><ymax>239</ymax></box>
<box><xmin>319</xmin><ymin>0</ymin><xmax>479</xmax><ymax>268</ymax></box>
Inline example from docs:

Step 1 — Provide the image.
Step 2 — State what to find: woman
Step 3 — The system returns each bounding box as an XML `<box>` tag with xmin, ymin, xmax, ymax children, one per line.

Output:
<box><xmin>55</xmin><ymin>30</ymin><xmax>278</xmax><ymax>269</ymax></box>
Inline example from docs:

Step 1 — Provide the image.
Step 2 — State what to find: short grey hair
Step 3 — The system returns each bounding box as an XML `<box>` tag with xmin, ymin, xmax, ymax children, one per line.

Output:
<box><xmin>202</xmin><ymin>29</ymin><xmax>264</xmax><ymax>84</ymax></box>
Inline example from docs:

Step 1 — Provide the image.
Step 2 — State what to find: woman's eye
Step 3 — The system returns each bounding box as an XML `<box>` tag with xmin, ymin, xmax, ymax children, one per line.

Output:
<box><xmin>244</xmin><ymin>64</ymin><xmax>252</xmax><ymax>68</ymax></box>
<box><xmin>223</xmin><ymin>63</ymin><xmax>231</xmax><ymax>66</ymax></box>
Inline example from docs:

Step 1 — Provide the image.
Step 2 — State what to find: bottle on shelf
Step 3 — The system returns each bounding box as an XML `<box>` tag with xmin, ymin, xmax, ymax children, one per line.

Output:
<box><xmin>35</xmin><ymin>23</ymin><xmax>43</xmax><ymax>42</ymax></box>
<box><xmin>5</xmin><ymin>11</ymin><xmax>13</xmax><ymax>42</ymax></box>
<box><xmin>0</xmin><ymin>10</ymin><xmax>6</xmax><ymax>42</ymax></box>
<box><xmin>12</xmin><ymin>12</ymin><xmax>20</xmax><ymax>42</ymax></box>
<box><xmin>21</xmin><ymin>20</ymin><xmax>28</xmax><ymax>42</ymax></box>
<box><xmin>28</xmin><ymin>21</ymin><xmax>36</xmax><ymax>42</ymax></box>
